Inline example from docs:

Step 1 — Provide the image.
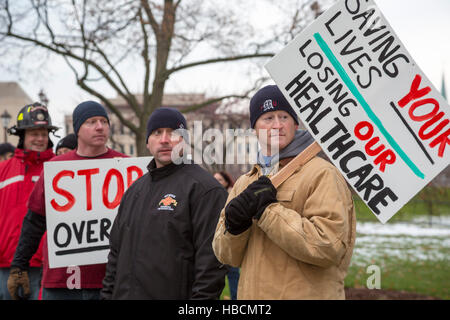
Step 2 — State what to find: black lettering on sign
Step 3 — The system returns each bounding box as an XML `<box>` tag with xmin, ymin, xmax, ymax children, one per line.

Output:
<box><xmin>325</xmin><ymin>10</ymin><xmax>342</xmax><ymax>36</ymax></box>
<box><xmin>87</xmin><ymin>220</ymin><xmax>99</xmax><ymax>243</ymax></box>
<box><xmin>356</xmin><ymin>173</ymin><xmax>385</xmax><ymax>201</ymax></box>
<box><xmin>54</xmin><ymin>223</ymin><xmax>71</xmax><ymax>248</ymax></box>
<box><xmin>100</xmin><ymin>218</ymin><xmax>112</xmax><ymax>241</ymax></box>
<box><xmin>347</xmin><ymin>163</ymin><xmax>374</xmax><ymax>190</ymax></box>
<box><xmin>339</xmin><ymin>150</ymin><xmax>367</xmax><ymax>173</ymax></box>
<box><xmin>286</xmin><ymin>70</ymin><xmax>313</xmax><ymax>102</ymax></box>
<box><xmin>327</xmin><ymin>133</ymin><xmax>356</xmax><ymax>160</ymax></box>
<box><xmin>300</xmin><ymin>97</ymin><xmax>324</xmax><ymax>122</ymax></box>
<box><xmin>72</xmin><ymin>221</ymin><xmax>85</xmax><ymax>245</ymax></box>
<box><xmin>309</xmin><ymin>107</ymin><xmax>332</xmax><ymax>135</ymax></box>
<box><xmin>320</xmin><ymin>117</ymin><xmax>348</xmax><ymax>143</ymax></box>
<box><xmin>53</xmin><ymin>218</ymin><xmax>113</xmax><ymax>256</ymax></box>
<box><xmin>368</xmin><ymin>188</ymin><xmax>399</xmax><ymax>215</ymax></box>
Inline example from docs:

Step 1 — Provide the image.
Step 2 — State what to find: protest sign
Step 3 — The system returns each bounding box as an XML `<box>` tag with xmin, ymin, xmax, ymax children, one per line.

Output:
<box><xmin>44</xmin><ymin>156</ymin><xmax>151</xmax><ymax>268</ymax></box>
<box><xmin>265</xmin><ymin>0</ymin><xmax>450</xmax><ymax>223</ymax></box>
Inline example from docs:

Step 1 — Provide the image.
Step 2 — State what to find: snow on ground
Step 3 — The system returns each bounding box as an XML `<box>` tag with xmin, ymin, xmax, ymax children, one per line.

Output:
<box><xmin>357</xmin><ymin>217</ymin><xmax>450</xmax><ymax>237</ymax></box>
<box><xmin>351</xmin><ymin>216</ymin><xmax>450</xmax><ymax>266</ymax></box>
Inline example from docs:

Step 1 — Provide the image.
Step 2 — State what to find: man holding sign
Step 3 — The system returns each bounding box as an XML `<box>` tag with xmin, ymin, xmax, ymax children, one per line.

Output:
<box><xmin>8</xmin><ymin>101</ymin><xmax>127</xmax><ymax>300</ymax></box>
<box><xmin>213</xmin><ymin>85</ymin><xmax>356</xmax><ymax>299</ymax></box>
<box><xmin>264</xmin><ymin>0</ymin><xmax>450</xmax><ymax>223</ymax></box>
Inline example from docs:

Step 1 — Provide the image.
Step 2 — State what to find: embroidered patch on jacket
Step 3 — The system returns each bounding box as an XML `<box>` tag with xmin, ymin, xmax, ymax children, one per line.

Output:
<box><xmin>158</xmin><ymin>193</ymin><xmax>178</xmax><ymax>211</ymax></box>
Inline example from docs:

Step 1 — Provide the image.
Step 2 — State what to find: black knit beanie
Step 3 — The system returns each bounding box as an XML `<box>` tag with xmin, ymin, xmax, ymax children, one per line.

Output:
<box><xmin>146</xmin><ymin>107</ymin><xmax>187</xmax><ymax>142</ymax></box>
<box><xmin>0</xmin><ymin>143</ymin><xmax>15</xmax><ymax>156</ymax></box>
<box><xmin>56</xmin><ymin>133</ymin><xmax>77</xmax><ymax>153</ymax></box>
<box><xmin>72</xmin><ymin>101</ymin><xmax>109</xmax><ymax>135</ymax></box>
<box><xmin>249</xmin><ymin>85</ymin><xmax>299</xmax><ymax>128</ymax></box>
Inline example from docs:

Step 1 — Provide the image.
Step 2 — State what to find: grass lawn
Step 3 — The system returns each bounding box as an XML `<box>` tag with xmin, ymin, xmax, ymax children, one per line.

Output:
<box><xmin>218</xmin><ymin>188</ymin><xmax>450</xmax><ymax>299</ymax></box>
<box><xmin>347</xmin><ymin>211</ymin><xmax>450</xmax><ymax>299</ymax></box>
<box><xmin>345</xmin><ymin>258</ymin><xmax>449</xmax><ymax>299</ymax></box>
<box><xmin>353</xmin><ymin>187</ymin><xmax>450</xmax><ymax>222</ymax></box>
<box><xmin>220</xmin><ymin>277</ymin><xmax>231</xmax><ymax>300</ymax></box>
<box><xmin>220</xmin><ymin>258</ymin><xmax>449</xmax><ymax>300</ymax></box>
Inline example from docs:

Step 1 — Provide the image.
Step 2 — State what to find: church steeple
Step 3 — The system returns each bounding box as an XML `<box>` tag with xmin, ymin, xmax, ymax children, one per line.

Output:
<box><xmin>441</xmin><ymin>72</ymin><xmax>447</xmax><ymax>100</ymax></box>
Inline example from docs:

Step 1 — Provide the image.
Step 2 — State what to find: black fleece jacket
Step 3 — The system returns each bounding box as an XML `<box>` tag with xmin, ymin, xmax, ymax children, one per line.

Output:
<box><xmin>101</xmin><ymin>160</ymin><xmax>228</xmax><ymax>299</ymax></box>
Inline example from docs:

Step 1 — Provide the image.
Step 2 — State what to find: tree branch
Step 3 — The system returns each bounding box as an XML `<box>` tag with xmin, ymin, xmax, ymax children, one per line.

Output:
<box><xmin>140</xmin><ymin>0</ymin><xmax>160</xmax><ymax>35</ymax></box>
<box><xmin>139</xmin><ymin>8</ymin><xmax>151</xmax><ymax>113</ymax></box>
<box><xmin>181</xmin><ymin>75</ymin><xmax>270</xmax><ymax>114</ymax></box>
<box><xmin>166</xmin><ymin>53</ymin><xmax>274</xmax><ymax>76</ymax></box>
<box><xmin>77</xmin><ymin>79</ymin><xmax>138</xmax><ymax>133</ymax></box>
<box><xmin>180</xmin><ymin>94</ymin><xmax>247</xmax><ymax>114</ymax></box>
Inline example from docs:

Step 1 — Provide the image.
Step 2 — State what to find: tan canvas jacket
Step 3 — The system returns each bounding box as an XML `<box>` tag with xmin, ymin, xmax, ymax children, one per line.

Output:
<box><xmin>213</xmin><ymin>156</ymin><xmax>356</xmax><ymax>299</ymax></box>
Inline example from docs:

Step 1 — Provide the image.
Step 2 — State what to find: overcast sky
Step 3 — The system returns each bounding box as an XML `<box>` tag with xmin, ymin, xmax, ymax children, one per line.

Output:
<box><xmin>1</xmin><ymin>0</ymin><xmax>449</xmax><ymax>134</ymax></box>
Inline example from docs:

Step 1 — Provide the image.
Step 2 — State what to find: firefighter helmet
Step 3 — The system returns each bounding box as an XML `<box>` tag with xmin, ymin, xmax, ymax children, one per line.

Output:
<box><xmin>7</xmin><ymin>102</ymin><xmax>59</xmax><ymax>135</ymax></box>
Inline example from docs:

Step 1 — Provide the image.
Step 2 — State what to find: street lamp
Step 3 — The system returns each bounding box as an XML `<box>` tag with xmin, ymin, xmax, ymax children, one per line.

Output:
<box><xmin>38</xmin><ymin>89</ymin><xmax>49</xmax><ymax>107</ymax></box>
<box><xmin>1</xmin><ymin>110</ymin><xmax>12</xmax><ymax>143</ymax></box>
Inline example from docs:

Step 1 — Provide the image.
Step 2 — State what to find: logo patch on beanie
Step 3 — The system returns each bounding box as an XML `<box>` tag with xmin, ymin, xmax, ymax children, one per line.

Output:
<box><xmin>261</xmin><ymin>99</ymin><xmax>277</xmax><ymax>112</ymax></box>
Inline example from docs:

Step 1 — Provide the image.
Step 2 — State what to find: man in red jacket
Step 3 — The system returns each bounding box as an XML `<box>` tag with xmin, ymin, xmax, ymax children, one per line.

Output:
<box><xmin>7</xmin><ymin>101</ymin><xmax>126</xmax><ymax>300</ymax></box>
<box><xmin>0</xmin><ymin>103</ymin><xmax>59</xmax><ymax>300</ymax></box>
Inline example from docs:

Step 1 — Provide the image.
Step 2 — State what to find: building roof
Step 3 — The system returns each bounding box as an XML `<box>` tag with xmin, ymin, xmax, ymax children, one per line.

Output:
<box><xmin>0</xmin><ymin>82</ymin><xmax>33</xmax><ymax>146</ymax></box>
<box><xmin>105</xmin><ymin>93</ymin><xmax>220</xmax><ymax>115</ymax></box>
<box><xmin>0</xmin><ymin>82</ymin><xmax>33</xmax><ymax>107</ymax></box>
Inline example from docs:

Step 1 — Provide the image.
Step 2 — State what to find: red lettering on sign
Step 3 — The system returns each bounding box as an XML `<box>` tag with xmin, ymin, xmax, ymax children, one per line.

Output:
<box><xmin>102</xmin><ymin>169</ymin><xmax>124</xmax><ymax>209</ymax></box>
<box><xmin>409</xmin><ymin>98</ymin><xmax>439</xmax><ymax>122</ymax></box>
<box><xmin>51</xmin><ymin>170</ymin><xmax>75</xmax><ymax>212</ymax></box>
<box><xmin>126</xmin><ymin>165</ymin><xmax>143</xmax><ymax>188</ymax></box>
<box><xmin>77</xmin><ymin>168</ymin><xmax>100</xmax><ymax>211</ymax></box>
<box><xmin>397</xmin><ymin>74</ymin><xmax>450</xmax><ymax>158</ymax></box>
<box><xmin>419</xmin><ymin>112</ymin><xmax>449</xmax><ymax>141</ymax></box>
<box><xmin>354</xmin><ymin>121</ymin><xmax>396</xmax><ymax>172</ymax></box>
<box><xmin>354</xmin><ymin>121</ymin><xmax>373</xmax><ymax>140</ymax></box>
<box><xmin>429</xmin><ymin>128</ymin><xmax>450</xmax><ymax>158</ymax></box>
<box><xmin>398</xmin><ymin>74</ymin><xmax>431</xmax><ymax>108</ymax></box>
<box><xmin>374</xmin><ymin>150</ymin><xmax>396</xmax><ymax>173</ymax></box>
<box><xmin>365</xmin><ymin>137</ymin><xmax>384</xmax><ymax>156</ymax></box>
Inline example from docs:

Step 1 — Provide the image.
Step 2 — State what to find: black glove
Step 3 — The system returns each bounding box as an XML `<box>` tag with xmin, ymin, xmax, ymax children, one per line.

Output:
<box><xmin>225</xmin><ymin>176</ymin><xmax>277</xmax><ymax>235</ymax></box>
<box><xmin>7</xmin><ymin>267</ymin><xmax>31</xmax><ymax>300</ymax></box>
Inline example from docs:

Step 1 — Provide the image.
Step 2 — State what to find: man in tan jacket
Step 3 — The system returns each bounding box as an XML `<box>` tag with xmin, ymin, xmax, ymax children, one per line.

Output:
<box><xmin>213</xmin><ymin>85</ymin><xmax>356</xmax><ymax>299</ymax></box>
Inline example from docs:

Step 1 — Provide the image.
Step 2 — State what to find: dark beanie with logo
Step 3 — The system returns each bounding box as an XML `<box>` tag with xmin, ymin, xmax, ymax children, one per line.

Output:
<box><xmin>146</xmin><ymin>107</ymin><xmax>187</xmax><ymax>142</ymax></box>
<box><xmin>249</xmin><ymin>85</ymin><xmax>299</xmax><ymax>128</ymax></box>
<box><xmin>72</xmin><ymin>101</ymin><xmax>110</xmax><ymax>136</ymax></box>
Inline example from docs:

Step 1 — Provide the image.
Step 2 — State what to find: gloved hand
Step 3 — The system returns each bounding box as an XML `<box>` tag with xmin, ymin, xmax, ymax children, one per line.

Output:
<box><xmin>225</xmin><ymin>176</ymin><xmax>277</xmax><ymax>235</ymax></box>
<box><xmin>7</xmin><ymin>267</ymin><xmax>31</xmax><ymax>300</ymax></box>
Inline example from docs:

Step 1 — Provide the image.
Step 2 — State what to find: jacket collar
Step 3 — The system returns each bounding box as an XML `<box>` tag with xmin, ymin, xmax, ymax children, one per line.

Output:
<box><xmin>147</xmin><ymin>158</ymin><xmax>185</xmax><ymax>181</ymax></box>
<box><xmin>247</xmin><ymin>156</ymin><xmax>296</xmax><ymax>178</ymax></box>
<box><xmin>14</xmin><ymin>147</ymin><xmax>55</xmax><ymax>164</ymax></box>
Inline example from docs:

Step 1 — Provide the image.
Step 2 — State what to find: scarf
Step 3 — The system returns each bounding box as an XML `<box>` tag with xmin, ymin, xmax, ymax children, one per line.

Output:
<box><xmin>257</xmin><ymin>129</ymin><xmax>315</xmax><ymax>175</ymax></box>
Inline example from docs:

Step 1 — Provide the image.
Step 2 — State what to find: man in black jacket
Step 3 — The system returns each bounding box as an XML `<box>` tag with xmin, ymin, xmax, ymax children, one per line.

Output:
<box><xmin>101</xmin><ymin>108</ymin><xmax>228</xmax><ymax>299</ymax></box>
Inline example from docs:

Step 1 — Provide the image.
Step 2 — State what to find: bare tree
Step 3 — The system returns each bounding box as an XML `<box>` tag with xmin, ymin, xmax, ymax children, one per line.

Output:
<box><xmin>0</xmin><ymin>0</ymin><xmax>330</xmax><ymax>155</ymax></box>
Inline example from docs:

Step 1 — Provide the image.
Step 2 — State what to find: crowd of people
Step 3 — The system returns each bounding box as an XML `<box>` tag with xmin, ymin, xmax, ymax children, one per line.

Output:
<box><xmin>0</xmin><ymin>85</ymin><xmax>356</xmax><ymax>300</ymax></box>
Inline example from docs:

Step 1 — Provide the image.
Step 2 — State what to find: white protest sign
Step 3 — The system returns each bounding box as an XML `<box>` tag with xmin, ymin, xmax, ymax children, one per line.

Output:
<box><xmin>265</xmin><ymin>0</ymin><xmax>450</xmax><ymax>223</ymax></box>
<box><xmin>44</xmin><ymin>156</ymin><xmax>152</xmax><ymax>268</ymax></box>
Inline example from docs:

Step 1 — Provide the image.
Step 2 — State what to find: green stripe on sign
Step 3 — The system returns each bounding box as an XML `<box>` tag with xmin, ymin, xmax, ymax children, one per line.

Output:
<box><xmin>313</xmin><ymin>32</ymin><xmax>424</xmax><ymax>179</ymax></box>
